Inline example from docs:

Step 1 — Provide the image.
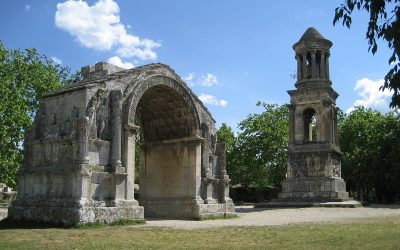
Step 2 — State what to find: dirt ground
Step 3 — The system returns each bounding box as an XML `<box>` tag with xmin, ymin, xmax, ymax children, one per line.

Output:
<box><xmin>142</xmin><ymin>204</ymin><xmax>400</xmax><ymax>229</ymax></box>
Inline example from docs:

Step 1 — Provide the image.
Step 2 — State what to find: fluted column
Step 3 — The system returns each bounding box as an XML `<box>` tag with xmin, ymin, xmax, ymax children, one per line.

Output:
<box><xmin>311</xmin><ymin>50</ymin><xmax>317</xmax><ymax>78</ymax></box>
<box><xmin>288</xmin><ymin>104</ymin><xmax>295</xmax><ymax>145</ymax></box>
<box><xmin>296</xmin><ymin>55</ymin><xmax>301</xmax><ymax>81</ymax></box>
<box><xmin>320</xmin><ymin>52</ymin><xmax>326</xmax><ymax>79</ymax></box>
<box><xmin>76</xmin><ymin>117</ymin><xmax>89</xmax><ymax>164</ymax></box>
<box><xmin>122</xmin><ymin>123</ymin><xmax>140</xmax><ymax>200</ymax></box>
<box><xmin>326</xmin><ymin>53</ymin><xmax>330</xmax><ymax>80</ymax></box>
<box><xmin>110</xmin><ymin>90</ymin><xmax>123</xmax><ymax>171</ymax></box>
<box><xmin>302</xmin><ymin>52</ymin><xmax>307</xmax><ymax>79</ymax></box>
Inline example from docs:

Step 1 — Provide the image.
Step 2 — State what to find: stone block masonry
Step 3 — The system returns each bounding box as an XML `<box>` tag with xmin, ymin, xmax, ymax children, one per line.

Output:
<box><xmin>8</xmin><ymin>62</ymin><xmax>235</xmax><ymax>225</ymax></box>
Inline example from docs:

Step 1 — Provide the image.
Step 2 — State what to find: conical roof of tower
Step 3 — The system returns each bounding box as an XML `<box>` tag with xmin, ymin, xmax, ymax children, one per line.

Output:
<box><xmin>299</xmin><ymin>27</ymin><xmax>325</xmax><ymax>41</ymax></box>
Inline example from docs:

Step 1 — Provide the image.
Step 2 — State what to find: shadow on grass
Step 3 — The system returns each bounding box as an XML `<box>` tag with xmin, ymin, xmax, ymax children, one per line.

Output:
<box><xmin>367</xmin><ymin>204</ymin><xmax>400</xmax><ymax>209</ymax></box>
<box><xmin>0</xmin><ymin>218</ymin><xmax>65</xmax><ymax>230</ymax></box>
<box><xmin>145</xmin><ymin>214</ymin><xmax>239</xmax><ymax>222</ymax></box>
<box><xmin>235</xmin><ymin>206</ymin><xmax>302</xmax><ymax>213</ymax></box>
<box><xmin>236</xmin><ymin>202</ymin><xmax>400</xmax><ymax>213</ymax></box>
<box><xmin>0</xmin><ymin>218</ymin><xmax>145</xmax><ymax>230</ymax></box>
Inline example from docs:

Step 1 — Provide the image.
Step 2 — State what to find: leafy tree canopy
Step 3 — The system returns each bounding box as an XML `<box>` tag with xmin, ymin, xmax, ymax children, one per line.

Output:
<box><xmin>334</xmin><ymin>0</ymin><xmax>400</xmax><ymax>108</ymax></box>
<box><xmin>0</xmin><ymin>41</ymin><xmax>71</xmax><ymax>187</ymax></box>
<box><xmin>217</xmin><ymin>103</ymin><xmax>289</xmax><ymax>188</ymax></box>
<box><xmin>339</xmin><ymin>106</ymin><xmax>400</xmax><ymax>202</ymax></box>
<box><xmin>216</xmin><ymin>123</ymin><xmax>235</xmax><ymax>153</ymax></box>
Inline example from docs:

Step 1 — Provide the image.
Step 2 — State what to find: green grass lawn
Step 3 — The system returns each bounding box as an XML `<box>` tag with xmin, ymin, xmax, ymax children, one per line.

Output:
<box><xmin>0</xmin><ymin>218</ymin><xmax>399</xmax><ymax>249</ymax></box>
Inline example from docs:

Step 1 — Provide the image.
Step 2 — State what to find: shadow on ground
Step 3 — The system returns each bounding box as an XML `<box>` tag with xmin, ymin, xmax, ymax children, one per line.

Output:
<box><xmin>0</xmin><ymin>218</ymin><xmax>66</xmax><ymax>230</ymax></box>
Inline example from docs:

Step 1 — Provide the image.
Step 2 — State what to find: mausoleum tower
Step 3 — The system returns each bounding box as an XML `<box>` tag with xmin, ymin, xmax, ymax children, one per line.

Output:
<box><xmin>279</xmin><ymin>27</ymin><xmax>349</xmax><ymax>202</ymax></box>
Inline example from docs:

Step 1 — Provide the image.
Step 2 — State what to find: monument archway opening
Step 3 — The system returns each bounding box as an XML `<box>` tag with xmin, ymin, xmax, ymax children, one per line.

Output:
<box><xmin>303</xmin><ymin>108</ymin><xmax>317</xmax><ymax>142</ymax></box>
<box><xmin>133</xmin><ymin>84</ymin><xmax>198</xmax><ymax>218</ymax></box>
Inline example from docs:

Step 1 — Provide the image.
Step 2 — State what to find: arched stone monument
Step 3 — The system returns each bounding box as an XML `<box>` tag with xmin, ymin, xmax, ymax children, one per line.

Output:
<box><xmin>8</xmin><ymin>62</ymin><xmax>235</xmax><ymax>225</ymax></box>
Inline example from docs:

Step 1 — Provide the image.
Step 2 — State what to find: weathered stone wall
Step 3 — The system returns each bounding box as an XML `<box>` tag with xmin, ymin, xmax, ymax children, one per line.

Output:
<box><xmin>9</xmin><ymin>62</ymin><xmax>235</xmax><ymax>225</ymax></box>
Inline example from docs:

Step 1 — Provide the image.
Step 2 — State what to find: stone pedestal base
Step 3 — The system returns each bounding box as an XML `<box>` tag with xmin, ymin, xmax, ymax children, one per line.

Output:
<box><xmin>254</xmin><ymin>177</ymin><xmax>361</xmax><ymax>208</ymax></box>
<box><xmin>142</xmin><ymin>198</ymin><xmax>235</xmax><ymax>219</ymax></box>
<box><xmin>8</xmin><ymin>199</ymin><xmax>144</xmax><ymax>226</ymax></box>
<box><xmin>279</xmin><ymin>177</ymin><xmax>349</xmax><ymax>201</ymax></box>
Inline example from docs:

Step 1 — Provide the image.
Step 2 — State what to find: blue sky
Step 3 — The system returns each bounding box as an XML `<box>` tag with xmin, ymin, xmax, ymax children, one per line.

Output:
<box><xmin>0</xmin><ymin>0</ymin><xmax>395</xmax><ymax>130</ymax></box>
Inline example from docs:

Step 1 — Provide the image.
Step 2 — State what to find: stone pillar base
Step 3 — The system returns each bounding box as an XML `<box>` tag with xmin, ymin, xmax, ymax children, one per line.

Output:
<box><xmin>142</xmin><ymin>198</ymin><xmax>235</xmax><ymax>219</ymax></box>
<box><xmin>279</xmin><ymin>177</ymin><xmax>349</xmax><ymax>202</ymax></box>
<box><xmin>197</xmin><ymin>201</ymin><xmax>236</xmax><ymax>219</ymax></box>
<box><xmin>8</xmin><ymin>200</ymin><xmax>144</xmax><ymax>226</ymax></box>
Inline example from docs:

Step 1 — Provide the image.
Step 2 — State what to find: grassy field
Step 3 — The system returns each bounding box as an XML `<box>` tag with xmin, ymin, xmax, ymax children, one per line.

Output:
<box><xmin>0</xmin><ymin>218</ymin><xmax>399</xmax><ymax>249</ymax></box>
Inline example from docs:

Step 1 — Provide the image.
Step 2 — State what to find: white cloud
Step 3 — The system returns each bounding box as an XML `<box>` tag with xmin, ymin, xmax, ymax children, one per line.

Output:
<box><xmin>198</xmin><ymin>94</ymin><xmax>227</xmax><ymax>107</ymax></box>
<box><xmin>51</xmin><ymin>56</ymin><xmax>62</xmax><ymax>65</ymax></box>
<box><xmin>182</xmin><ymin>72</ymin><xmax>218</xmax><ymax>87</ymax></box>
<box><xmin>25</xmin><ymin>5</ymin><xmax>31</xmax><ymax>11</ymax></box>
<box><xmin>199</xmin><ymin>73</ymin><xmax>218</xmax><ymax>87</ymax></box>
<box><xmin>182</xmin><ymin>73</ymin><xmax>195</xmax><ymax>86</ymax></box>
<box><xmin>348</xmin><ymin>78</ymin><xmax>392</xmax><ymax>113</ymax></box>
<box><xmin>183</xmin><ymin>73</ymin><xmax>194</xmax><ymax>82</ymax></box>
<box><xmin>55</xmin><ymin>0</ymin><xmax>160</xmax><ymax>60</ymax></box>
<box><xmin>107</xmin><ymin>56</ymin><xmax>134</xmax><ymax>69</ymax></box>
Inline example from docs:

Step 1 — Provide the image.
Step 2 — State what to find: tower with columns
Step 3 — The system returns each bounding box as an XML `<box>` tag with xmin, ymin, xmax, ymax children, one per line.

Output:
<box><xmin>278</xmin><ymin>27</ymin><xmax>350</xmax><ymax>202</ymax></box>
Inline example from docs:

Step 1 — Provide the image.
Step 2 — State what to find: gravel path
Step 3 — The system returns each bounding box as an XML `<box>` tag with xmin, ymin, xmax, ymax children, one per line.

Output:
<box><xmin>141</xmin><ymin>204</ymin><xmax>400</xmax><ymax>229</ymax></box>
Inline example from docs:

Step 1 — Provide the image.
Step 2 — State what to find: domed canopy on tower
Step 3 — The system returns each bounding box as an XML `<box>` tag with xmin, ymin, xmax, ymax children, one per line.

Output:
<box><xmin>293</xmin><ymin>27</ymin><xmax>332</xmax><ymax>84</ymax></box>
<box><xmin>299</xmin><ymin>27</ymin><xmax>325</xmax><ymax>41</ymax></box>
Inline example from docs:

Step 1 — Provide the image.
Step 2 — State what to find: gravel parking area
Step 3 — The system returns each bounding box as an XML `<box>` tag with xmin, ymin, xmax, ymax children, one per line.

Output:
<box><xmin>143</xmin><ymin>204</ymin><xmax>400</xmax><ymax>229</ymax></box>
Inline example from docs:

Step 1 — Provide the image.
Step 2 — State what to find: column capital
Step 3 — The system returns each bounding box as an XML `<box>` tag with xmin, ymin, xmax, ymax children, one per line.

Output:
<box><xmin>124</xmin><ymin>123</ymin><xmax>140</xmax><ymax>132</ymax></box>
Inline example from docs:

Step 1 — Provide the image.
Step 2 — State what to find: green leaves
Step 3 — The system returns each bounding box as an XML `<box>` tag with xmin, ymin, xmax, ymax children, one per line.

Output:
<box><xmin>334</xmin><ymin>0</ymin><xmax>400</xmax><ymax>108</ymax></box>
<box><xmin>217</xmin><ymin>103</ymin><xmax>289</xmax><ymax>188</ymax></box>
<box><xmin>0</xmin><ymin>41</ymin><xmax>71</xmax><ymax>187</ymax></box>
<box><xmin>339</xmin><ymin>106</ymin><xmax>400</xmax><ymax>202</ymax></box>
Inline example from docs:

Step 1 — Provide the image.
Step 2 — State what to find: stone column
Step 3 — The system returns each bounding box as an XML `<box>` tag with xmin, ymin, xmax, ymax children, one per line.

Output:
<box><xmin>334</xmin><ymin>107</ymin><xmax>339</xmax><ymax>145</ymax></box>
<box><xmin>122</xmin><ymin>123</ymin><xmax>140</xmax><ymax>201</ymax></box>
<box><xmin>110</xmin><ymin>90</ymin><xmax>125</xmax><ymax>205</ymax></box>
<box><xmin>76</xmin><ymin>117</ymin><xmax>89</xmax><ymax>165</ymax></box>
<box><xmin>200</xmin><ymin>124</ymin><xmax>210</xmax><ymax>179</ymax></box>
<box><xmin>110</xmin><ymin>90</ymin><xmax>123</xmax><ymax>171</ymax></box>
<box><xmin>216</xmin><ymin>143</ymin><xmax>231</xmax><ymax>203</ymax></box>
<box><xmin>295</xmin><ymin>110</ymin><xmax>305</xmax><ymax>143</ymax></box>
<box><xmin>320</xmin><ymin>52</ymin><xmax>326</xmax><ymax>79</ymax></box>
<box><xmin>326</xmin><ymin>53</ymin><xmax>330</xmax><ymax>80</ymax></box>
<box><xmin>311</xmin><ymin>50</ymin><xmax>317</xmax><ymax>78</ymax></box>
<box><xmin>288</xmin><ymin>104</ymin><xmax>295</xmax><ymax>145</ymax></box>
<box><xmin>302</xmin><ymin>52</ymin><xmax>307</xmax><ymax>79</ymax></box>
<box><xmin>296</xmin><ymin>55</ymin><xmax>301</xmax><ymax>81</ymax></box>
<box><xmin>216</xmin><ymin>143</ymin><xmax>227</xmax><ymax>177</ymax></box>
<box><xmin>76</xmin><ymin>116</ymin><xmax>90</xmax><ymax>200</ymax></box>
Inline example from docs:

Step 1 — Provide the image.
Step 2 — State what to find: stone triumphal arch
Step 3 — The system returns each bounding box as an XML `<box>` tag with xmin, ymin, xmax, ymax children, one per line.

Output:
<box><xmin>9</xmin><ymin>63</ymin><xmax>235</xmax><ymax>225</ymax></box>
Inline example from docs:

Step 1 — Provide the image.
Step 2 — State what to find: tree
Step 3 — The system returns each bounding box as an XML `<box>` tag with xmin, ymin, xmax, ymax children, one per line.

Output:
<box><xmin>334</xmin><ymin>0</ymin><xmax>400</xmax><ymax>108</ymax></box>
<box><xmin>216</xmin><ymin>123</ymin><xmax>239</xmax><ymax>186</ymax></box>
<box><xmin>339</xmin><ymin>106</ymin><xmax>400</xmax><ymax>202</ymax></box>
<box><xmin>216</xmin><ymin>123</ymin><xmax>235</xmax><ymax>153</ymax></box>
<box><xmin>218</xmin><ymin>103</ymin><xmax>289</xmax><ymax>188</ymax></box>
<box><xmin>0</xmin><ymin>41</ymin><xmax>71</xmax><ymax>187</ymax></box>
